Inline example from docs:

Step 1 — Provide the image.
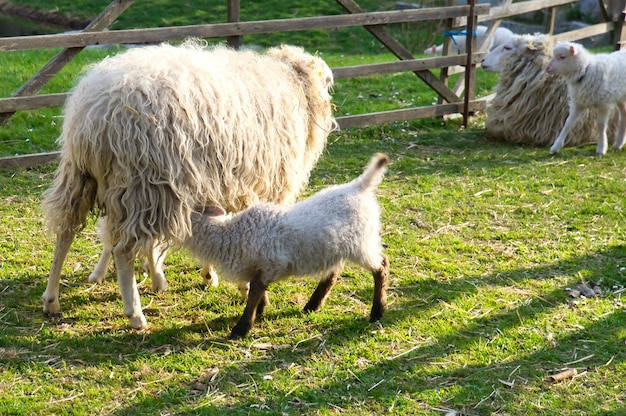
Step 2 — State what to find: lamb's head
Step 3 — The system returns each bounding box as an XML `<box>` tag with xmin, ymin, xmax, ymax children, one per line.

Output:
<box><xmin>546</xmin><ymin>42</ymin><xmax>590</xmax><ymax>76</ymax></box>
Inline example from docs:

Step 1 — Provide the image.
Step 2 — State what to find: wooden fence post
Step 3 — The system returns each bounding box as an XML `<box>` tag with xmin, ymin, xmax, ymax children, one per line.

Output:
<box><xmin>463</xmin><ymin>0</ymin><xmax>476</xmax><ymax>127</ymax></box>
<box><xmin>0</xmin><ymin>0</ymin><xmax>134</xmax><ymax>125</ymax></box>
<box><xmin>227</xmin><ymin>0</ymin><xmax>241</xmax><ymax>49</ymax></box>
<box><xmin>614</xmin><ymin>2</ymin><xmax>626</xmax><ymax>50</ymax></box>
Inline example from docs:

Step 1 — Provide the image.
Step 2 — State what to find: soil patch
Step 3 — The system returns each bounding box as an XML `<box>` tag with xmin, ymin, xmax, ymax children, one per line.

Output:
<box><xmin>0</xmin><ymin>1</ymin><xmax>91</xmax><ymax>29</ymax></box>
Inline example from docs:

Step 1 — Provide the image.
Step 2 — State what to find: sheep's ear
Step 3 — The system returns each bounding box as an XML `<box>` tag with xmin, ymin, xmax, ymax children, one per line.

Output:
<box><xmin>569</xmin><ymin>44</ymin><xmax>576</xmax><ymax>55</ymax></box>
<box><xmin>202</xmin><ymin>206</ymin><xmax>227</xmax><ymax>217</ymax></box>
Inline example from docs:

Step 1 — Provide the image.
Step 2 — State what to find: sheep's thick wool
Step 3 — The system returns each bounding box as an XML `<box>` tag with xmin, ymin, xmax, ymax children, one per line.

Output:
<box><xmin>41</xmin><ymin>40</ymin><xmax>336</xmax><ymax>328</ymax></box>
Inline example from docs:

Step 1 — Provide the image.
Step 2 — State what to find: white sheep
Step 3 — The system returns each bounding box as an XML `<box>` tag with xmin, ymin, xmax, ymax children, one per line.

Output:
<box><xmin>481</xmin><ymin>34</ymin><xmax>618</xmax><ymax>147</ymax></box>
<box><xmin>185</xmin><ymin>153</ymin><xmax>390</xmax><ymax>339</ymax></box>
<box><xmin>42</xmin><ymin>40</ymin><xmax>336</xmax><ymax>329</ymax></box>
<box><xmin>546</xmin><ymin>42</ymin><xmax>626</xmax><ymax>155</ymax></box>
<box><xmin>424</xmin><ymin>25</ymin><xmax>513</xmax><ymax>55</ymax></box>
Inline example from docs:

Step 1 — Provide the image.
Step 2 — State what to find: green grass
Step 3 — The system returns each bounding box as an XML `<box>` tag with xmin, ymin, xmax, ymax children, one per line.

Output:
<box><xmin>2</xmin><ymin>1</ymin><xmax>626</xmax><ymax>415</ymax></box>
<box><xmin>3</xmin><ymin>124</ymin><xmax>626</xmax><ymax>415</ymax></box>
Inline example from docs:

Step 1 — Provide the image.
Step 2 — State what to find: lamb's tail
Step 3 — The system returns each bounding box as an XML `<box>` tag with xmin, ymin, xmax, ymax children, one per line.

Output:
<box><xmin>355</xmin><ymin>153</ymin><xmax>389</xmax><ymax>191</ymax></box>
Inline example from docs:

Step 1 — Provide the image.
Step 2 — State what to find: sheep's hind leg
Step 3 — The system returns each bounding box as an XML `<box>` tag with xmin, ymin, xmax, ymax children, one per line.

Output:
<box><xmin>229</xmin><ymin>273</ymin><xmax>267</xmax><ymax>340</ymax></box>
<box><xmin>113</xmin><ymin>242</ymin><xmax>147</xmax><ymax>329</ymax></box>
<box><xmin>147</xmin><ymin>240</ymin><xmax>168</xmax><ymax>293</ymax></box>
<box><xmin>596</xmin><ymin>106</ymin><xmax>611</xmax><ymax>156</ymax></box>
<box><xmin>201</xmin><ymin>263</ymin><xmax>219</xmax><ymax>287</ymax></box>
<box><xmin>612</xmin><ymin>102</ymin><xmax>626</xmax><ymax>151</ymax></box>
<box><xmin>42</xmin><ymin>228</ymin><xmax>76</xmax><ymax>317</ymax></box>
<box><xmin>89</xmin><ymin>217</ymin><xmax>112</xmax><ymax>284</ymax></box>
<box><xmin>303</xmin><ymin>269</ymin><xmax>340</xmax><ymax>313</ymax></box>
<box><xmin>369</xmin><ymin>253</ymin><xmax>389</xmax><ymax>322</ymax></box>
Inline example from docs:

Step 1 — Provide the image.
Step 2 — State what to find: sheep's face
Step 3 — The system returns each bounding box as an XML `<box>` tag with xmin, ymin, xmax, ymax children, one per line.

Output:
<box><xmin>481</xmin><ymin>42</ymin><xmax>512</xmax><ymax>73</ymax></box>
<box><xmin>546</xmin><ymin>43</ymin><xmax>584</xmax><ymax>75</ymax></box>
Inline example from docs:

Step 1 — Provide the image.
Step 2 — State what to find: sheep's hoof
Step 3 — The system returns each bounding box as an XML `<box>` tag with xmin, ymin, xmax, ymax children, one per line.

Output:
<box><xmin>88</xmin><ymin>272</ymin><xmax>105</xmax><ymax>284</ymax></box>
<box><xmin>151</xmin><ymin>277</ymin><xmax>167</xmax><ymax>293</ymax></box>
<box><xmin>44</xmin><ymin>311</ymin><xmax>63</xmax><ymax>320</ymax></box>
<box><xmin>127</xmin><ymin>314</ymin><xmax>148</xmax><ymax>330</ymax></box>
<box><xmin>42</xmin><ymin>297</ymin><xmax>61</xmax><ymax>316</ymax></box>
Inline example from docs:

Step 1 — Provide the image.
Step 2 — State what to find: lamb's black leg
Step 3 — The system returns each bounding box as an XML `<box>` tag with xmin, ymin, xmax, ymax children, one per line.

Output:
<box><xmin>303</xmin><ymin>270</ymin><xmax>340</xmax><ymax>313</ymax></box>
<box><xmin>229</xmin><ymin>273</ymin><xmax>267</xmax><ymax>340</ymax></box>
<box><xmin>370</xmin><ymin>253</ymin><xmax>389</xmax><ymax>322</ymax></box>
<box><xmin>255</xmin><ymin>291</ymin><xmax>270</xmax><ymax>316</ymax></box>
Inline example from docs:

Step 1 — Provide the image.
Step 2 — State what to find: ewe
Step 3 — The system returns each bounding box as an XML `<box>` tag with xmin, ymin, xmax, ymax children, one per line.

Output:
<box><xmin>185</xmin><ymin>154</ymin><xmax>390</xmax><ymax>339</ymax></box>
<box><xmin>547</xmin><ymin>42</ymin><xmax>626</xmax><ymax>155</ymax></box>
<box><xmin>42</xmin><ymin>41</ymin><xmax>336</xmax><ymax>329</ymax></box>
<box><xmin>482</xmin><ymin>34</ymin><xmax>618</xmax><ymax>148</ymax></box>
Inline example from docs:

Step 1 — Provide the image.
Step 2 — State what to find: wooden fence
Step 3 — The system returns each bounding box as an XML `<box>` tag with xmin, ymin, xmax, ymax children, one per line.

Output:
<box><xmin>0</xmin><ymin>0</ymin><xmax>625</xmax><ymax>169</ymax></box>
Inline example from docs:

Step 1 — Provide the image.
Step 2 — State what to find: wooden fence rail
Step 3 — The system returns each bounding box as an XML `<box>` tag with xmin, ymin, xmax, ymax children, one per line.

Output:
<box><xmin>1</xmin><ymin>0</ymin><xmax>625</xmax><ymax>169</ymax></box>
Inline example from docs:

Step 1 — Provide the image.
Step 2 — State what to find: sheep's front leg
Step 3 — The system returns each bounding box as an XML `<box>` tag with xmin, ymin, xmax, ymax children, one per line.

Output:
<box><xmin>42</xmin><ymin>228</ymin><xmax>76</xmax><ymax>317</ymax></box>
<box><xmin>612</xmin><ymin>102</ymin><xmax>626</xmax><ymax>151</ymax></box>
<box><xmin>550</xmin><ymin>104</ymin><xmax>581</xmax><ymax>154</ymax></box>
<box><xmin>369</xmin><ymin>253</ymin><xmax>389</xmax><ymax>322</ymax></box>
<box><xmin>229</xmin><ymin>273</ymin><xmax>267</xmax><ymax>340</ymax></box>
<box><xmin>596</xmin><ymin>106</ymin><xmax>611</xmax><ymax>156</ymax></box>
<box><xmin>113</xmin><ymin>242</ymin><xmax>147</xmax><ymax>329</ymax></box>
<box><xmin>303</xmin><ymin>269</ymin><xmax>340</xmax><ymax>313</ymax></box>
<box><xmin>147</xmin><ymin>240</ymin><xmax>168</xmax><ymax>293</ymax></box>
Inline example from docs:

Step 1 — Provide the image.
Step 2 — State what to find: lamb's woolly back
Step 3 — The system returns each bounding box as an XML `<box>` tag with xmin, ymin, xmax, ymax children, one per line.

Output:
<box><xmin>186</xmin><ymin>153</ymin><xmax>389</xmax><ymax>284</ymax></box>
<box><xmin>485</xmin><ymin>34</ymin><xmax>617</xmax><ymax>147</ymax></box>
<box><xmin>548</xmin><ymin>42</ymin><xmax>626</xmax><ymax>106</ymax></box>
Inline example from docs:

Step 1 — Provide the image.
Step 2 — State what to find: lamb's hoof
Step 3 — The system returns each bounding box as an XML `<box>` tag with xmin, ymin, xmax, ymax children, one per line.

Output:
<box><xmin>228</xmin><ymin>323</ymin><xmax>251</xmax><ymax>340</ymax></box>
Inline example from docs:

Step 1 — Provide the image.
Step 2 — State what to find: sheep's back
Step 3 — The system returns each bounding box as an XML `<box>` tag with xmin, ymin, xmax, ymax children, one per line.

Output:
<box><xmin>60</xmin><ymin>43</ymin><xmax>328</xmax><ymax>251</ymax></box>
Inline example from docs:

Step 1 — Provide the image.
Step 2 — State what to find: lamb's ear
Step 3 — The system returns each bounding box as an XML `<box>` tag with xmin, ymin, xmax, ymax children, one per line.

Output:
<box><xmin>569</xmin><ymin>44</ymin><xmax>577</xmax><ymax>55</ymax></box>
<box><xmin>201</xmin><ymin>206</ymin><xmax>227</xmax><ymax>217</ymax></box>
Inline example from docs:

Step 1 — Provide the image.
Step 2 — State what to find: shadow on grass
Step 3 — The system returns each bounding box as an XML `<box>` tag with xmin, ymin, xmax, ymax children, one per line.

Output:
<box><xmin>2</xmin><ymin>244</ymin><xmax>623</xmax><ymax>414</ymax></box>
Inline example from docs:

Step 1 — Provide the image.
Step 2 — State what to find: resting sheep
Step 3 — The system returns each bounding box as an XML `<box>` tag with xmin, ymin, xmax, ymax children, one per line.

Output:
<box><xmin>546</xmin><ymin>42</ymin><xmax>626</xmax><ymax>155</ymax></box>
<box><xmin>481</xmin><ymin>34</ymin><xmax>618</xmax><ymax>147</ymax></box>
<box><xmin>424</xmin><ymin>25</ymin><xmax>513</xmax><ymax>55</ymax></box>
<box><xmin>186</xmin><ymin>153</ymin><xmax>390</xmax><ymax>339</ymax></box>
<box><xmin>42</xmin><ymin>41</ymin><xmax>336</xmax><ymax>329</ymax></box>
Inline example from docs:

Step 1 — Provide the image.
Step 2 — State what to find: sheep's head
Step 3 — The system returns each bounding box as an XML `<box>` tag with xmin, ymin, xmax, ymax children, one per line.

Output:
<box><xmin>481</xmin><ymin>34</ymin><xmax>550</xmax><ymax>73</ymax></box>
<box><xmin>267</xmin><ymin>45</ymin><xmax>334</xmax><ymax>92</ymax></box>
<box><xmin>546</xmin><ymin>42</ymin><xmax>589</xmax><ymax>75</ymax></box>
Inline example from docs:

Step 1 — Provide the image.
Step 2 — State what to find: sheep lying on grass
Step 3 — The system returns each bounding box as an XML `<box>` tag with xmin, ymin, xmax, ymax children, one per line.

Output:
<box><xmin>482</xmin><ymin>34</ymin><xmax>618</xmax><ymax>147</ymax></box>
<box><xmin>424</xmin><ymin>25</ymin><xmax>513</xmax><ymax>55</ymax></box>
<box><xmin>185</xmin><ymin>153</ymin><xmax>391</xmax><ymax>339</ymax></box>
<box><xmin>546</xmin><ymin>42</ymin><xmax>626</xmax><ymax>155</ymax></box>
<box><xmin>42</xmin><ymin>41</ymin><xmax>336</xmax><ymax>329</ymax></box>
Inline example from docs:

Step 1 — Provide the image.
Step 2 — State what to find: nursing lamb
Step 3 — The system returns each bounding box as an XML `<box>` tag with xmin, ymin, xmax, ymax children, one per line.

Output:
<box><xmin>185</xmin><ymin>153</ymin><xmax>391</xmax><ymax>339</ymax></box>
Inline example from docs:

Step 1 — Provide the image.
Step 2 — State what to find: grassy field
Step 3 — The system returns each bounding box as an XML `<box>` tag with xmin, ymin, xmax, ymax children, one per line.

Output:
<box><xmin>2</xmin><ymin>1</ymin><xmax>626</xmax><ymax>415</ymax></box>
